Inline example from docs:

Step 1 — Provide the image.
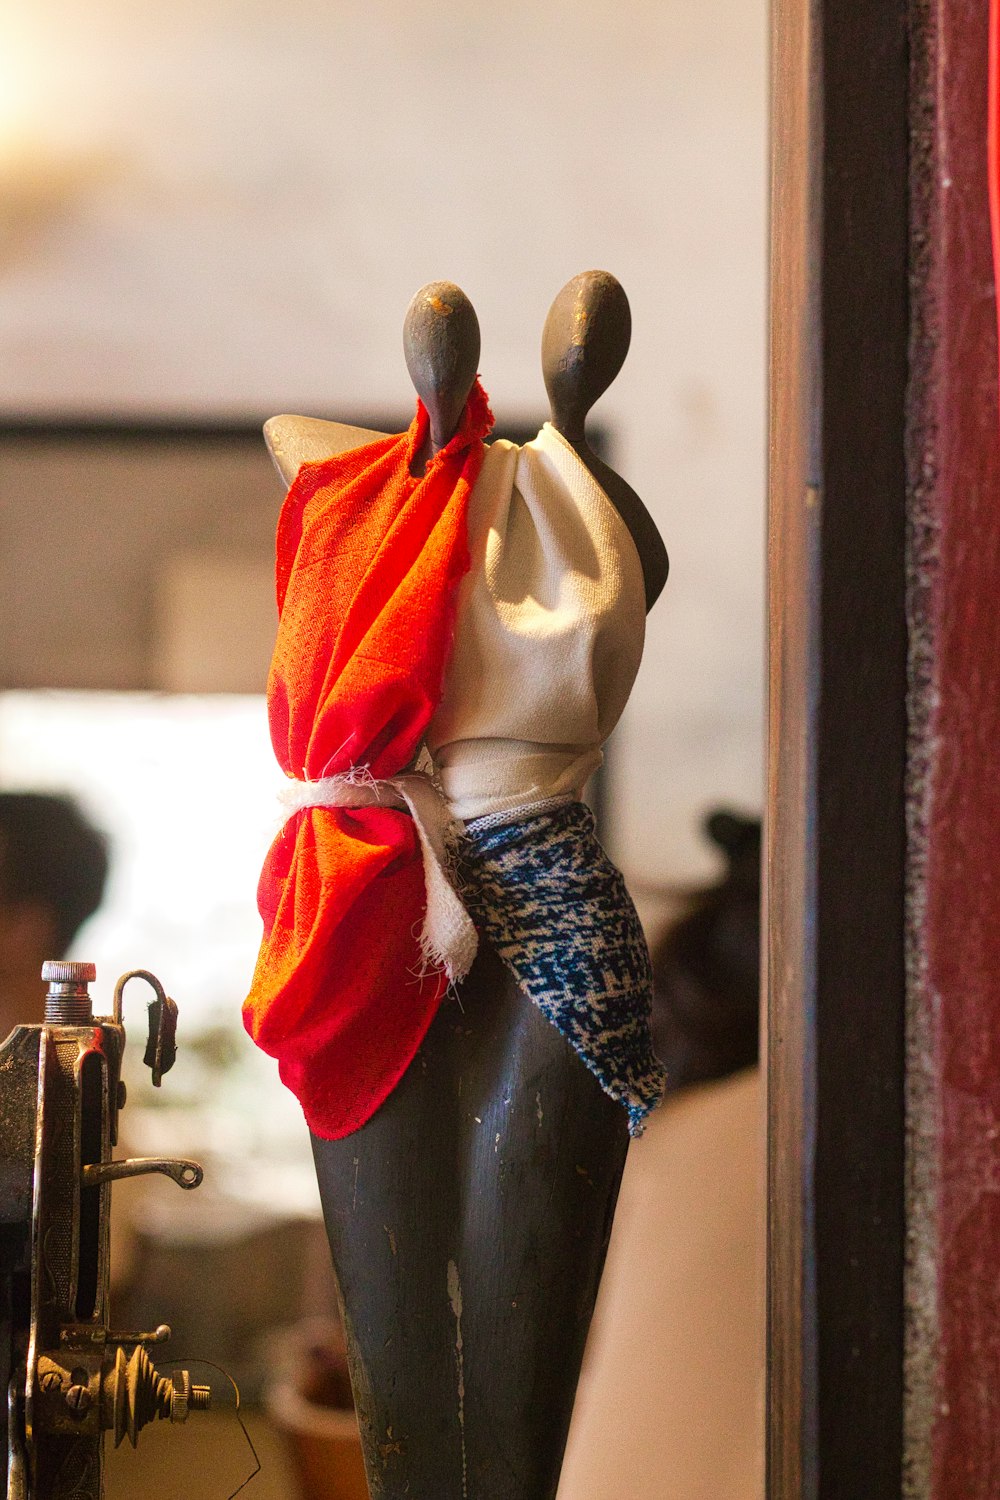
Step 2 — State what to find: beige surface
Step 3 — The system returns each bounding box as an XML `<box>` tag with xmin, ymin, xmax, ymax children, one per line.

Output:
<box><xmin>0</xmin><ymin>441</ymin><xmax>280</xmax><ymax>693</ymax></box>
<box><xmin>558</xmin><ymin>1067</ymin><xmax>765</xmax><ymax>1500</ymax></box>
<box><xmin>105</xmin><ymin>1410</ymin><xmax>297</xmax><ymax>1500</ymax></box>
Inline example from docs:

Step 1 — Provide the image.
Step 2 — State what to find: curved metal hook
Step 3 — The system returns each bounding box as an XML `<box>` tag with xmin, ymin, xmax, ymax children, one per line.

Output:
<box><xmin>113</xmin><ymin>970</ymin><xmax>178</xmax><ymax>1087</ymax></box>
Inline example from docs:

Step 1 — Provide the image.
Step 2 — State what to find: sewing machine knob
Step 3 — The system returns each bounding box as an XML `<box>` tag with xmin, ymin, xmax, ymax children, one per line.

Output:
<box><xmin>168</xmin><ymin>1369</ymin><xmax>212</xmax><ymax>1424</ymax></box>
<box><xmin>41</xmin><ymin>960</ymin><xmax>97</xmax><ymax>1023</ymax></box>
<box><xmin>41</xmin><ymin>962</ymin><xmax>97</xmax><ymax>984</ymax></box>
<box><xmin>104</xmin><ymin>1344</ymin><xmax>212</xmax><ymax>1447</ymax></box>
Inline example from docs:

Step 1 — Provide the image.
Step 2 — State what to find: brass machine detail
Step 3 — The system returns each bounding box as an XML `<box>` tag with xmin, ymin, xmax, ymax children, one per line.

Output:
<box><xmin>1</xmin><ymin>963</ymin><xmax>210</xmax><ymax>1499</ymax></box>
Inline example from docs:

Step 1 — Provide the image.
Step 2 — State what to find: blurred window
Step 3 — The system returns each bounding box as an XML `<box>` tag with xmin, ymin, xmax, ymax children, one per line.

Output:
<box><xmin>0</xmin><ymin>689</ymin><xmax>317</xmax><ymax>1208</ymax></box>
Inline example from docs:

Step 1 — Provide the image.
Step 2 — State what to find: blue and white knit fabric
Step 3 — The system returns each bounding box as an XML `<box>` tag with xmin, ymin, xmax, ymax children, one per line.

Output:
<box><xmin>460</xmin><ymin>799</ymin><xmax>667</xmax><ymax>1135</ymax></box>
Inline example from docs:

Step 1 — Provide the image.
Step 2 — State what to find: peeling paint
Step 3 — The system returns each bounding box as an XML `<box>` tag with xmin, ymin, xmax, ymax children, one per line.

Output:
<box><xmin>447</xmin><ymin>1259</ymin><xmax>468</xmax><ymax>1500</ymax></box>
<box><xmin>535</xmin><ymin>1091</ymin><xmax>543</xmax><ymax>1126</ymax></box>
<box><xmin>380</xmin><ymin>1425</ymin><xmax>404</xmax><ymax>1460</ymax></box>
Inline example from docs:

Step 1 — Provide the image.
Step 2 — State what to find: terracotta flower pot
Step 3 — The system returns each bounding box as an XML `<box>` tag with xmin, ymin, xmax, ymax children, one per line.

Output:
<box><xmin>265</xmin><ymin>1319</ymin><xmax>368</xmax><ymax>1500</ymax></box>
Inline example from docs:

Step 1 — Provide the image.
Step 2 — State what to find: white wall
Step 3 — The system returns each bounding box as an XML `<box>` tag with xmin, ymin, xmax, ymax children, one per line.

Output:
<box><xmin>0</xmin><ymin>0</ymin><xmax>767</xmax><ymax>885</ymax></box>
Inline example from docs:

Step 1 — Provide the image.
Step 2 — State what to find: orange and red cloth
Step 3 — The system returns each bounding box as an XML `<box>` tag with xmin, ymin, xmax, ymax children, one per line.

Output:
<box><xmin>243</xmin><ymin>382</ymin><xmax>493</xmax><ymax>1139</ymax></box>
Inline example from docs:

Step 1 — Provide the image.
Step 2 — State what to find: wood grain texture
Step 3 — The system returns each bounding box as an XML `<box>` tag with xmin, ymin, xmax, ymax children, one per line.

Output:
<box><xmin>766</xmin><ymin>0</ymin><xmax>819</xmax><ymax>1488</ymax></box>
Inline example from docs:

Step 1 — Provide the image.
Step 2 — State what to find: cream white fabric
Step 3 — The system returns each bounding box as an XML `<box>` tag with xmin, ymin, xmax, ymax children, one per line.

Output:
<box><xmin>427</xmin><ymin>422</ymin><xmax>647</xmax><ymax>823</ymax></box>
<box><xmin>278</xmin><ymin>768</ymin><xmax>478</xmax><ymax>984</ymax></box>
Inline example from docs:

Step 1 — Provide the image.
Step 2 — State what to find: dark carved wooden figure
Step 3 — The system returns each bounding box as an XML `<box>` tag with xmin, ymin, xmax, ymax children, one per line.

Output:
<box><xmin>265</xmin><ymin>272</ymin><xmax>663</xmax><ymax>1500</ymax></box>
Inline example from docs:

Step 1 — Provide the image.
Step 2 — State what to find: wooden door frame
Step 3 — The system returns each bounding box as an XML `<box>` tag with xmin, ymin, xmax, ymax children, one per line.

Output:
<box><xmin>767</xmin><ymin>0</ymin><xmax>909</xmax><ymax>1493</ymax></box>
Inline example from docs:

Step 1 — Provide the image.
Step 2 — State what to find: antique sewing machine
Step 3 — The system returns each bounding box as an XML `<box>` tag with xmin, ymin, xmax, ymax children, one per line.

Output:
<box><xmin>0</xmin><ymin>962</ymin><xmax>211</xmax><ymax>1499</ymax></box>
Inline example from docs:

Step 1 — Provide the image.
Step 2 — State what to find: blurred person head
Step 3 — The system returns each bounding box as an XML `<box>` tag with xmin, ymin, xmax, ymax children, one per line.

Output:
<box><xmin>651</xmin><ymin>808</ymin><xmax>761</xmax><ymax>1091</ymax></box>
<box><xmin>0</xmin><ymin>792</ymin><xmax>109</xmax><ymax>1034</ymax></box>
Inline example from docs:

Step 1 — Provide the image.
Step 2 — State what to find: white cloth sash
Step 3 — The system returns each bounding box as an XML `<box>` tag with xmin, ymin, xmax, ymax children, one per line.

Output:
<box><xmin>278</xmin><ymin>769</ymin><xmax>478</xmax><ymax>985</ymax></box>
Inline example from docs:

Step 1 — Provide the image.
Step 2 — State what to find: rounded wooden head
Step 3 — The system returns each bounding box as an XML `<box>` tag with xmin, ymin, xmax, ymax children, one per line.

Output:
<box><xmin>542</xmin><ymin>271</ymin><xmax>631</xmax><ymax>440</ymax></box>
<box><xmin>403</xmin><ymin>282</ymin><xmax>481</xmax><ymax>447</ymax></box>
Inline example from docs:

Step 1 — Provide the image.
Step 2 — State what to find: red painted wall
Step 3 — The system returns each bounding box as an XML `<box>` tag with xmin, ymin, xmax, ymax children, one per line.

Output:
<box><xmin>919</xmin><ymin>2</ymin><xmax>1000</xmax><ymax>1492</ymax></box>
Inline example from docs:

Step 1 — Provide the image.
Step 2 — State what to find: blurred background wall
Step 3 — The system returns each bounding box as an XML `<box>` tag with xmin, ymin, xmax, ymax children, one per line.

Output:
<box><xmin>0</xmin><ymin>2</ymin><xmax>767</xmax><ymax>1496</ymax></box>
<box><xmin>0</xmin><ymin>0</ymin><xmax>765</xmax><ymax>884</ymax></box>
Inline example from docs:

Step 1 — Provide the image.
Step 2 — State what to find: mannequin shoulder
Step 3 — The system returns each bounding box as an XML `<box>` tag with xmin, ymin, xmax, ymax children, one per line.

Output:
<box><xmin>534</xmin><ymin>428</ymin><xmax>669</xmax><ymax>612</ymax></box>
<box><xmin>586</xmin><ymin>453</ymin><xmax>669</xmax><ymax>611</ymax></box>
<box><xmin>263</xmin><ymin>414</ymin><xmax>389</xmax><ymax>485</ymax></box>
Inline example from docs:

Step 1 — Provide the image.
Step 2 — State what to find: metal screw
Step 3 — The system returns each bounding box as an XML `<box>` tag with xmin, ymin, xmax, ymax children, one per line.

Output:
<box><xmin>38</xmin><ymin>1369</ymin><xmax>62</xmax><ymax>1394</ymax></box>
<box><xmin>42</xmin><ymin>961</ymin><xmax>96</xmax><ymax>1024</ymax></box>
<box><xmin>168</xmin><ymin>1370</ymin><xmax>211</xmax><ymax>1423</ymax></box>
<box><xmin>65</xmin><ymin>1384</ymin><xmax>92</xmax><ymax>1417</ymax></box>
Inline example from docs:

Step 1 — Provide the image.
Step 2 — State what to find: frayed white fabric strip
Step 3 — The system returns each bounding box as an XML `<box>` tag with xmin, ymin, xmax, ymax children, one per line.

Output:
<box><xmin>278</xmin><ymin>769</ymin><xmax>479</xmax><ymax>986</ymax></box>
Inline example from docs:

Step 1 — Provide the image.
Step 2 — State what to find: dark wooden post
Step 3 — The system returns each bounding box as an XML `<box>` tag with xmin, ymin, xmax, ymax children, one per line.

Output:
<box><xmin>767</xmin><ymin>0</ymin><xmax>909</xmax><ymax>1493</ymax></box>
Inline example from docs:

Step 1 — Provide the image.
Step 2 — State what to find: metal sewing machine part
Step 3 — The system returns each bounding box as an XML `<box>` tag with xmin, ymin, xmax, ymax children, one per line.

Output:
<box><xmin>1</xmin><ymin>964</ymin><xmax>210</xmax><ymax>1500</ymax></box>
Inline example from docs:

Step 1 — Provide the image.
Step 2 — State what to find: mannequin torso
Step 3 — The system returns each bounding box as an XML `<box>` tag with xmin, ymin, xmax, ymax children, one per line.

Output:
<box><xmin>262</xmin><ymin>274</ymin><xmax>665</xmax><ymax>1500</ymax></box>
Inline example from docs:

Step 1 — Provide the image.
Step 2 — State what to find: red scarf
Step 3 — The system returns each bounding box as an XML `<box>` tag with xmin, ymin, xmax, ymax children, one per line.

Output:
<box><xmin>243</xmin><ymin>382</ymin><xmax>494</xmax><ymax>1138</ymax></box>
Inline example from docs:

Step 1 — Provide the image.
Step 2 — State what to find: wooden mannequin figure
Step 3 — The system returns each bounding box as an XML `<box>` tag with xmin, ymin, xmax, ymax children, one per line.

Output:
<box><xmin>261</xmin><ymin>273</ymin><xmax>667</xmax><ymax>1500</ymax></box>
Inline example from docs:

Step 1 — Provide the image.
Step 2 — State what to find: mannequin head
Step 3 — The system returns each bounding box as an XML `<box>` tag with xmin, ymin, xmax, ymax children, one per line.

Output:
<box><xmin>403</xmin><ymin>282</ymin><xmax>481</xmax><ymax>451</ymax></box>
<box><xmin>542</xmin><ymin>271</ymin><xmax>631</xmax><ymax>442</ymax></box>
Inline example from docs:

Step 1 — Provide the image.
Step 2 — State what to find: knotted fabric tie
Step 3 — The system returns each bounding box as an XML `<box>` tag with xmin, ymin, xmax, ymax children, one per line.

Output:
<box><xmin>243</xmin><ymin>380</ymin><xmax>494</xmax><ymax>1142</ymax></box>
<box><xmin>277</xmin><ymin>770</ymin><xmax>478</xmax><ymax>984</ymax></box>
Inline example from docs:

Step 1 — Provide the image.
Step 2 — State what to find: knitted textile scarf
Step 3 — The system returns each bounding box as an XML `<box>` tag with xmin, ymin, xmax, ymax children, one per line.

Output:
<box><xmin>244</xmin><ymin>382</ymin><xmax>494</xmax><ymax>1139</ymax></box>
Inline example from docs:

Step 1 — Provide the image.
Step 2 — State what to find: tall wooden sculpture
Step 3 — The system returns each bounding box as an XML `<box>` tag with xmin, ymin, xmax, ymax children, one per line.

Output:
<box><xmin>245</xmin><ymin>271</ymin><xmax>667</xmax><ymax>1498</ymax></box>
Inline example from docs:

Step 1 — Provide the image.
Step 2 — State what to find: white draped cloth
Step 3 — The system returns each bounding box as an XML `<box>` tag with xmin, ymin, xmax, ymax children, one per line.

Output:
<box><xmin>427</xmin><ymin>422</ymin><xmax>647</xmax><ymax>823</ymax></box>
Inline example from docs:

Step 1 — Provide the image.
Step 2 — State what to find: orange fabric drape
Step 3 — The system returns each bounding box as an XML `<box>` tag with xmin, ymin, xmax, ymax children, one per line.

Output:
<box><xmin>243</xmin><ymin>383</ymin><xmax>493</xmax><ymax>1138</ymax></box>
